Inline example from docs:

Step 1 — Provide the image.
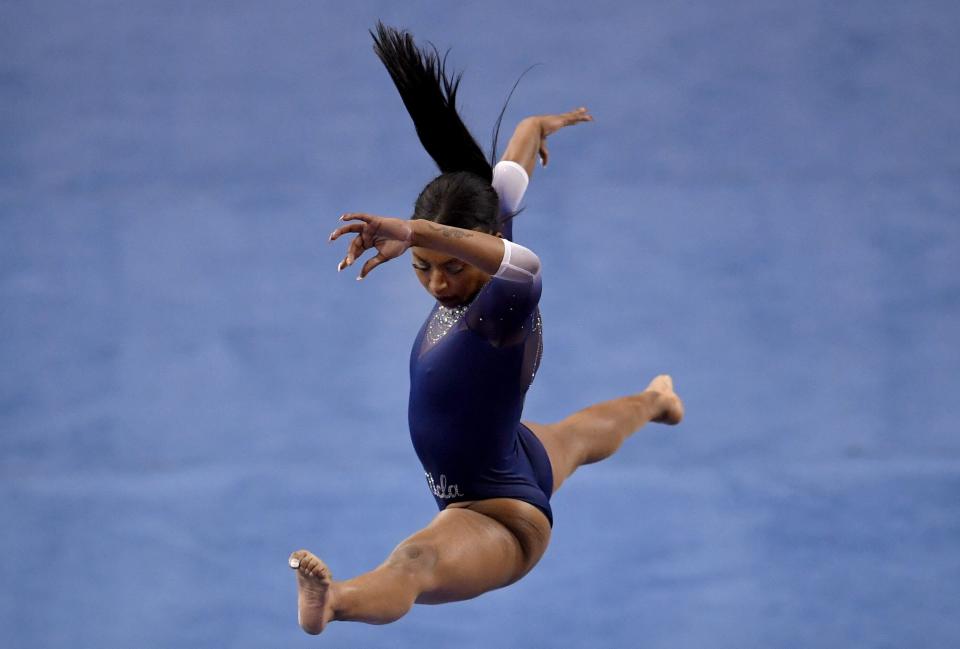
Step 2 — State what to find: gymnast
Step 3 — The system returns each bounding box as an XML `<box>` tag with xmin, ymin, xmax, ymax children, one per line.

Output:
<box><xmin>288</xmin><ymin>22</ymin><xmax>684</xmax><ymax>634</ymax></box>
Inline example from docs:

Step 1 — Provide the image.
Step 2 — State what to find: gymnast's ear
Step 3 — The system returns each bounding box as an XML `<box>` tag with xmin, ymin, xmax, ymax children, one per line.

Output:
<box><xmin>495</xmin><ymin>232</ymin><xmax>504</xmax><ymax>238</ymax></box>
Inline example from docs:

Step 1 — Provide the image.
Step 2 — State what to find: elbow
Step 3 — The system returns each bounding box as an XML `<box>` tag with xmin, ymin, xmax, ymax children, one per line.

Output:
<box><xmin>497</xmin><ymin>240</ymin><xmax>541</xmax><ymax>281</ymax></box>
<box><xmin>524</xmin><ymin>251</ymin><xmax>542</xmax><ymax>277</ymax></box>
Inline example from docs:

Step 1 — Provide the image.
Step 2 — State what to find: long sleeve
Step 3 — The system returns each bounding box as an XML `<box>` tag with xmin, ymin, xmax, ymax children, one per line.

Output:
<box><xmin>465</xmin><ymin>161</ymin><xmax>540</xmax><ymax>346</ymax></box>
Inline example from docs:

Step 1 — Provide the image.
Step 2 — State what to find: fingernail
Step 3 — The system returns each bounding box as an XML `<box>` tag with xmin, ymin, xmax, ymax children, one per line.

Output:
<box><xmin>356</xmin><ymin>275</ymin><xmax>364</xmax><ymax>281</ymax></box>
<box><xmin>337</xmin><ymin>261</ymin><xmax>343</xmax><ymax>272</ymax></box>
<box><xmin>289</xmin><ymin>557</ymin><xmax>300</xmax><ymax>569</ymax></box>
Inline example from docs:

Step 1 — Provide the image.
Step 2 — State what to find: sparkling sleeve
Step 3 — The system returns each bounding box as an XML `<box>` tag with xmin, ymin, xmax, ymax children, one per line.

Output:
<box><xmin>466</xmin><ymin>240</ymin><xmax>542</xmax><ymax>347</ymax></box>
<box><xmin>465</xmin><ymin>274</ymin><xmax>542</xmax><ymax>347</ymax></box>
<box><xmin>467</xmin><ymin>161</ymin><xmax>537</xmax><ymax>346</ymax></box>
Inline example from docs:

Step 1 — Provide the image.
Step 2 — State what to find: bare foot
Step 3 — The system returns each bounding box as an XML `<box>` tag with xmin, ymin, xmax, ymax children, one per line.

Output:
<box><xmin>289</xmin><ymin>549</ymin><xmax>334</xmax><ymax>634</ymax></box>
<box><xmin>645</xmin><ymin>374</ymin><xmax>684</xmax><ymax>425</ymax></box>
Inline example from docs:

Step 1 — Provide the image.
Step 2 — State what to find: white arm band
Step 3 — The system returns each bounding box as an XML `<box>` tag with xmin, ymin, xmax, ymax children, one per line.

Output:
<box><xmin>495</xmin><ymin>239</ymin><xmax>541</xmax><ymax>282</ymax></box>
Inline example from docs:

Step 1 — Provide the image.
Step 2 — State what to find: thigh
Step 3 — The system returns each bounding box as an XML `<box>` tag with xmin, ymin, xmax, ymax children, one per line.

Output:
<box><xmin>405</xmin><ymin>505</ymin><xmax>541</xmax><ymax>605</ymax></box>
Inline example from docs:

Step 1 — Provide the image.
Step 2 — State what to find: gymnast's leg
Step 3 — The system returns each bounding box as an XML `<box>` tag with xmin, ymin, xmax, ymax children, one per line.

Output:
<box><xmin>289</xmin><ymin>499</ymin><xmax>550</xmax><ymax>634</ymax></box>
<box><xmin>526</xmin><ymin>374</ymin><xmax>684</xmax><ymax>492</ymax></box>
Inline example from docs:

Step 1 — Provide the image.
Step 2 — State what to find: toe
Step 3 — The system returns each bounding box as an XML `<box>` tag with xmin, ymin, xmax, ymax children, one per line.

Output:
<box><xmin>289</xmin><ymin>549</ymin><xmax>314</xmax><ymax>569</ymax></box>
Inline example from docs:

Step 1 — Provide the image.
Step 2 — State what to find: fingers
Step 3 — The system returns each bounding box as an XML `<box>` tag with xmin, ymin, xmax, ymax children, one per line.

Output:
<box><xmin>564</xmin><ymin>106</ymin><xmax>593</xmax><ymax>125</ymax></box>
<box><xmin>333</xmin><ymin>236</ymin><xmax>391</xmax><ymax>278</ymax></box>
<box><xmin>358</xmin><ymin>253</ymin><xmax>388</xmax><ymax>280</ymax></box>
<box><xmin>330</xmin><ymin>214</ymin><xmax>374</xmax><ymax>270</ymax></box>
<box><xmin>330</xmin><ymin>213</ymin><xmax>375</xmax><ymax>243</ymax></box>
<box><xmin>329</xmin><ymin>212</ymin><xmax>408</xmax><ymax>279</ymax></box>
<box><xmin>328</xmin><ymin>222</ymin><xmax>364</xmax><ymax>242</ymax></box>
<box><xmin>339</xmin><ymin>212</ymin><xmax>374</xmax><ymax>223</ymax></box>
<box><xmin>539</xmin><ymin>107</ymin><xmax>593</xmax><ymax>138</ymax></box>
<box><xmin>336</xmin><ymin>234</ymin><xmax>367</xmax><ymax>271</ymax></box>
<box><xmin>347</xmin><ymin>234</ymin><xmax>366</xmax><ymax>265</ymax></box>
<box><xmin>539</xmin><ymin>140</ymin><xmax>550</xmax><ymax>167</ymax></box>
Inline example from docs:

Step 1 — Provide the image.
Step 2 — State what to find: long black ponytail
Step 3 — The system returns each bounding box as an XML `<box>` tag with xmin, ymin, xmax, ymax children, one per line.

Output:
<box><xmin>371</xmin><ymin>21</ymin><xmax>493</xmax><ymax>182</ymax></box>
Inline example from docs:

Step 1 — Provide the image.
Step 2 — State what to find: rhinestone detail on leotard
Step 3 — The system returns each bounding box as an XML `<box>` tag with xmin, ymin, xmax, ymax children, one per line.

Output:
<box><xmin>530</xmin><ymin>310</ymin><xmax>543</xmax><ymax>382</ymax></box>
<box><xmin>425</xmin><ymin>304</ymin><xmax>469</xmax><ymax>345</ymax></box>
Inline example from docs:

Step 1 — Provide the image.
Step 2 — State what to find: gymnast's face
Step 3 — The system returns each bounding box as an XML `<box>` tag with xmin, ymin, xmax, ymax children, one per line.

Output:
<box><xmin>411</xmin><ymin>248</ymin><xmax>491</xmax><ymax>307</ymax></box>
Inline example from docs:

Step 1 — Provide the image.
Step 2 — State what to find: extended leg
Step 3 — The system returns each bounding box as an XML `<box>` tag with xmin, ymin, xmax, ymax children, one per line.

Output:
<box><xmin>289</xmin><ymin>501</ymin><xmax>549</xmax><ymax>634</ymax></box>
<box><xmin>528</xmin><ymin>375</ymin><xmax>684</xmax><ymax>492</ymax></box>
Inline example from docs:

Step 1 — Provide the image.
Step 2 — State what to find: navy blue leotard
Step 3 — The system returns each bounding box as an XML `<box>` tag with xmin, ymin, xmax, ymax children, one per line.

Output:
<box><xmin>407</xmin><ymin>161</ymin><xmax>555</xmax><ymax>525</ymax></box>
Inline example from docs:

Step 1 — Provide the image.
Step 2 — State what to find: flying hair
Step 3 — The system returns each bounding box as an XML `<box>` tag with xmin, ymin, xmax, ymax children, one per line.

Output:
<box><xmin>489</xmin><ymin>62</ymin><xmax>540</xmax><ymax>165</ymax></box>
<box><xmin>370</xmin><ymin>21</ymin><xmax>493</xmax><ymax>182</ymax></box>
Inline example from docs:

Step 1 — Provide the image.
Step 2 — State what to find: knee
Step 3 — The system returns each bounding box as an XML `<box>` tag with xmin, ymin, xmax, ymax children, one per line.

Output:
<box><xmin>386</xmin><ymin>541</ymin><xmax>438</xmax><ymax>576</ymax></box>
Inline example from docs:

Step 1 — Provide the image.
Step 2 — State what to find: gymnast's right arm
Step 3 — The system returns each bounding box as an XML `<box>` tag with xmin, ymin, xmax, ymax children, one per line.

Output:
<box><xmin>330</xmin><ymin>213</ymin><xmax>541</xmax><ymax>344</ymax></box>
<box><xmin>329</xmin><ymin>213</ymin><xmax>534</xmax><ymax>281</ymax></box>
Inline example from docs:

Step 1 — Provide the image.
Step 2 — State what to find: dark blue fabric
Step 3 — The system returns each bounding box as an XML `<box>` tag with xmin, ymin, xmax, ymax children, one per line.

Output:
<box><xmin>517</xmin><ymin>422</ymin><xmax>555</xmax><ymax>521</ymax></box>
<box><xmin>408</xmin><ymin>273</ymin><xmax>551</xmax><ymax>524</ymax></box>
<box><xmin>466</xmin><ymin>269</ymin><xmax>542</xmax><ymax>347</ymax></box>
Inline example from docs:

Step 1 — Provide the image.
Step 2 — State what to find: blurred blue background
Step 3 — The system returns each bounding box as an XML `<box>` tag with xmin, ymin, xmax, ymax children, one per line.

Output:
<box><xmin>2</xmin><ymin>1</ymin><xmax>958</xmax><ymax>647</ymax></box>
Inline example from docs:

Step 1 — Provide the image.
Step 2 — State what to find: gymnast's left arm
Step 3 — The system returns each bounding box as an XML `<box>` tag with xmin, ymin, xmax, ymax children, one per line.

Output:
<box><xmin>493</xmin><ymin>107</ymin><xmax>593</xmax><ymax>242</ymax></box>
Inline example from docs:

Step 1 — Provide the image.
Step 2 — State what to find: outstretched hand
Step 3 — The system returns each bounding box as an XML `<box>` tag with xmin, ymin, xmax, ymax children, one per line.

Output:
<box><xmin>329</xmin><ymin>213</ymin><xmax>414</xmax><ymax>279</ymax></box>
<box><xmin>502</xmin><ymin>106</ymin><xmax>593</xmax><ymax>175</ymax></box>
<box><xmin>536</xmin><ymin>107</ymin><xmax>592</xmax><ymax>167</ymax></box>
